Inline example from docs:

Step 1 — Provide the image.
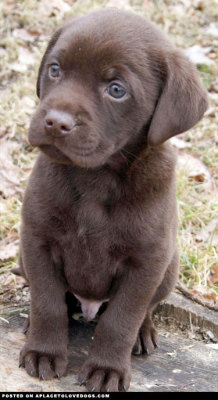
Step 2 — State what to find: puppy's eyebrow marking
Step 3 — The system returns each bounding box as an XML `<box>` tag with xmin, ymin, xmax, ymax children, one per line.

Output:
<box><xmin>49</xmin><ymin>48</ymin><xmax>67</xmax><ymax>62</ymax></box>
<box><xmin>101</xmin><ymin>64</ymin><xmax>132</xmax><ymax>84</ymax></box>
<box><xmin>102</xmin><ymin>67</ymin><xmax>118</xmax><ymax>81</ymax></box>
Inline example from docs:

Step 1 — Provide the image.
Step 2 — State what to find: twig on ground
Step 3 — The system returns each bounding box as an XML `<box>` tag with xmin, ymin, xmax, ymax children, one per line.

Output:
<box><xmin>176</xmin><ymin>284</ymin><xmax>218</xmax><ymax>312</ymax></box>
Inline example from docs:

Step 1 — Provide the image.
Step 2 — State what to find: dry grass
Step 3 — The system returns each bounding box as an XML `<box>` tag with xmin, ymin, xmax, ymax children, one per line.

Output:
<box><xmin>0</xmin><ymin>0</ymin><xmax>217</xmax><ymax>305</ymax></box>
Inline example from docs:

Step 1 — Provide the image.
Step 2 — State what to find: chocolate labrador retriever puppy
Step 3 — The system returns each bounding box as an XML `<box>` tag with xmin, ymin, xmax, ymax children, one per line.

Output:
<box><xmin>18</xmin><ymin>9</ymin><xmax>207</xmax><ymax>392</ymax></box>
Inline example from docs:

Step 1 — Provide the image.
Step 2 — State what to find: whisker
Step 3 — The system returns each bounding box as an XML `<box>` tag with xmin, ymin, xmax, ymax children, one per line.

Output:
<box><xmin>121</xmin><ymin>148</ymin><xmax>143</xmax><ymax>163</ymax></box>
<box><xmin>119</xmin><ymin>150</ymin><xmax>128</xmax><ymax>161</ymax></box>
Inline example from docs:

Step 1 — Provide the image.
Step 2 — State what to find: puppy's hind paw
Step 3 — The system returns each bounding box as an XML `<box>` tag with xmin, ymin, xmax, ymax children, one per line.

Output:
<box><xmin>132</xmin><ymin>319</ymin><xmax>159</xmax><ymax>356</ymax></box>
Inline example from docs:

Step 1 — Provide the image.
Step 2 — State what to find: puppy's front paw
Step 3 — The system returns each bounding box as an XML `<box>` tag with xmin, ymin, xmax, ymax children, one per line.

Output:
<box><xmin>19</xmin><ymin>342</ymin><xmax>68</xmax><ymax>380</ymax></box>
<box><xmin>78</xmin><ymin>357</ymin><xmax>131</xmax><ymax>392</ymax></box>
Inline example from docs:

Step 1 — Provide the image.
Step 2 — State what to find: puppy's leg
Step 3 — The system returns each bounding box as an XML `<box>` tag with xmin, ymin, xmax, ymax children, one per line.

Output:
<box><xmin>133</xmin><ymin>250</ymin><xmax>179</xmax><ymax>355</ymax></box>
<box><xmin>19</xmin><ymin>233</ymin><xmax>68</xmax><ymax>380</ymax></box>
<box><xmin>78</xmin><ymin>252</ymin><xmax>172</xmax><ymax>392</ymax></box>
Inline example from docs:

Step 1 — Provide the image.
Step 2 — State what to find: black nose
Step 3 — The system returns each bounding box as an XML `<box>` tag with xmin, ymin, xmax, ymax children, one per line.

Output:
<box><xmin>44</xmin><ymin>110</ymin><xmax>76</xmax><ymax>137</ymax></box>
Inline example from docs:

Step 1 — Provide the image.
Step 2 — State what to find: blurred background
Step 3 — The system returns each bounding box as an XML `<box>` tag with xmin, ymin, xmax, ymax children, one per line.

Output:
<box><xmin>0</xmin><ymin>0</ymin><xmax>217</xmax><ymax>315</ymax></box>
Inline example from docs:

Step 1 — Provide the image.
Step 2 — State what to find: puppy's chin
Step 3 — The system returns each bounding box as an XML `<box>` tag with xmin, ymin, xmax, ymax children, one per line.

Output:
<box><xmin>39</xmin><ymin>145</ymin><xmax>72</xmax><ymax>165</ymax></box>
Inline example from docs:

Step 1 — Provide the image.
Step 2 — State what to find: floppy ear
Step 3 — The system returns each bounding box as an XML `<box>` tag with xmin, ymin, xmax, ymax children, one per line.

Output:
<box><xmin>147</xmin><ymin>50</ymin><xmax>208</xmax><ymax>146</ymax></box>
<box><xmin>36</xmin><ymin>27</ymin><xmax>63</xmax><ymax>98</ymax></box>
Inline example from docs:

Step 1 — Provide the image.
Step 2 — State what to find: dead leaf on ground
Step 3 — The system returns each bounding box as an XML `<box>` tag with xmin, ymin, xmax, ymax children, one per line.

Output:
<box><xmin>196</xmin><ymin>218</ymin><xmax>218</xmax><ymax>245</ymax></box>
<box><xmin>0</xmin><ymin>239</ymin><xmax>19</xmax><ymax>261</ymax></box>
<box><xmin>0</xmin><ymin>139</ymin><xmax>23</xmax><ymax>197</ymax></box>
<box><xmin>10</xmin><ymin>63</ymin><xmax>28</xmax><ymax>73</ymax></box>
<box><xmin>208</xmin><ymin>264</ymin><xmax>218</xmax><ymax>285</ymax></box>
<box><xmin>185</xmin><ymin>45</ymin><xmax>215</xmax><ymax>66</ymax></box>
<box><xmin>190</xmin><ymin>288</ymin><xmax>217</xmax><ymax>306</ymax></box>
<box><xmin>106</xmin><ymin>0</ymin><xmax>133</xmax><ymax>10</ymax></box>
<box><xmin>206</xmin><ymin>22</ymin><xmax>218</xmax><ymax>38</ymax></box>
<box><xmin>204</xmin><ymin>107</ymin><xmax>217</xmax><ymax>117</ymax></box>
<box><xmin>177</xmin><ymin>152</ymin><xmax>211</xmax><ymax>183</ymax></box>
<box><xmin>206</xmin><ymin>343</ymin><xmax>218</xmax><ymax>350</ymax></box>
<box><xmin>0</xmin><ymin>127</ymin><xmax>10</xmax><ymax>139</ymax></box>
<box><xmin>12</xmin><ymin>28</ymin><xmax>37</xmax><ymax>43</ymax></box>
<box><xmin>170</xmin><ymin>137</ymin><xmax>192</xmax><ymax>149</ymax></box>
<box><xmin>18</xmin><ymin>47</ymin><xmax>36</xmax><ymax>66</ymax></box>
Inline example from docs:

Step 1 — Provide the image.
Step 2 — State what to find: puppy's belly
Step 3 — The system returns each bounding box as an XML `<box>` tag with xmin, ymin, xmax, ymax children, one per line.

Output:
<box><xmin>74</xmin><ymin>293</ymin><xmax>109</xmax><ymax>321</ymax></box>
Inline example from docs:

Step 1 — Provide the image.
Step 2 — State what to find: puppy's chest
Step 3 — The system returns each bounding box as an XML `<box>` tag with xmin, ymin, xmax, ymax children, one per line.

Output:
<box><xmin>55</xmin><ymin>190</ymin><xmax>131</xmax><ymax>298</ymax></box>
<box><xmin>64</xmin><ymin>196</ymin><xmax>123</xmax><ymax>264</ymax></box>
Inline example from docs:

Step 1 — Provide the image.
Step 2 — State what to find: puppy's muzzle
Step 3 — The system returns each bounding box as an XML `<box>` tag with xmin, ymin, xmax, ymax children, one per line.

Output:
<box><xmin>44</xmin><ymin>109</ymin><xmax>79</xmax><ymax>138</ymax></box>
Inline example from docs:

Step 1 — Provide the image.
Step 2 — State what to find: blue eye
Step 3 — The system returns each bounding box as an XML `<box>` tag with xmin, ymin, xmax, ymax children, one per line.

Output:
<box><xmin>107</xmin><ymin>84</ymin><xmax>126</xmax><ymax>99</ymax></box>
<box><xmin>48</xmin><ymin>64</ymin><xmax>61</xmax><ymax>78</ymax></box>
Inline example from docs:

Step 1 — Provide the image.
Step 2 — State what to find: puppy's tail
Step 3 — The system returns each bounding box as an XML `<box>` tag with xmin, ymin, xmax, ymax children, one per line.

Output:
<box><xmin>11</xmin><ymin>267</ymin><xmax>21</xmax><ymax>276</ymax></box>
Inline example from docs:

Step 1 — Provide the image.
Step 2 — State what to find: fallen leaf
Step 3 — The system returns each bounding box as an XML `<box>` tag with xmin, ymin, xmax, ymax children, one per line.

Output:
<box><xmin>209</xmin><ymin>92</ymin><xmax>218</xmax><ymax>103</ymax></box>
<box><xmin>190</xmin><ymin>289</ymin><xmax>217</xmax><ymax>306</ymax></box>
<box><xmin>2</xmin><ymin>1</ymin><xmax>14</xmax><ymax>12</ymax></box>
<box><xmin>49</xmin><ymin>0</ymin><xmax>71</xmax><ymax>13</ymax></box>
<box><xmin>21</xmin><ymin>96</ymin><xmax>36</xmax><ymax>112</ymax></box>
<box><xmin>204</xmin><ymin>107</ymin><xmax>217</xmax><ymax>117</ymax></box>
<box><xmin>206</xmin><ymin>343</ymin><xmax>218</xmax><ymax>350</ymax></box>
<box><xmin>185</xmin><ymin>45</ymin><xmax>215</xmax><ymax>66</ymax></box>
<box><xmin>0</xmin><ymin>239</ymin><xmax>19</xmax><ymax>260</ymax></box>
<box><xmin>0</xmin><ymin>139</ymin><xmax>23</xmax><ymax>197</ymax></box>
<box><xmin>196</xmin><ymin>218</ymin><xmax>218</xmax><ymax>245</ymax></box>
<box><xmin>10</xmin><ymin>63</ymin><xmax>27</xmax><ymax>73</ymax></box>
<box><xmin>0</xmin><ymin>127</ymin><xmax>10</xmax><ymax>138</ymax></box>
<box><xmin>205</xmin><ymin>330</ymin><xmax>214</xmax><ymax>340</ymax></box>
<box><xmin>208</xmin><ymin>264</ymin><xmax>218</xmax><ymax>285</ymax></box>
<box><xmin>13</xmin><ymin>28</ymin><xmax>36</xmax><ymax>43</ymax></box>
<box><xmin>167</xmin><ymin>350</ymin><xmax>177</xmax><ymax>358</ymax></box>
<box><xmin>106</xmin><ymin>0</ymin><xmax>133</xmax><ymax>10</ymax></box>
<box><xmin>18</xmin><ymin>47</ymin><xmax>36</xmax><ymax>66</ymax></box>
<box><xmin>19</xmin><ymin>313</ymin><xmax>28</xmax><ymax>318</ymax></box>
<box><xmin>177</xmin><ymin>153</ymin><xmax>211</xmax><ymax>182</ymax></box>
<box><xmin>189</xmin><ymin>173</ymin><xmax>205</xmax><ymax>182</ymax></box>
<box><xmin>0</xmin><ymin>317</ymin><xmax>9</xmax><ymax>324</ymax></box>
<box><xmin>0</xmin><ymin>273</ymin><xmax>15</xmax><ymax>287</ymax></box>
<box><xmin>170</xmin><ymin>137</ymin><xmax>191</xmax><ymax>149</ymax></box>
<box><xmin>206</xmin><ymin>23</ymin><xmax>218</xmax><ymax>38</ymax></box>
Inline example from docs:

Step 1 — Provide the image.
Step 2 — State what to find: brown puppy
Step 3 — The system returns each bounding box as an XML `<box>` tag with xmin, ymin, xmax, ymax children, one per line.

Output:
<box><xmin>18</xmin><ymin>9</ymin><xmax>207</xmax><ymax>392</ymax></box>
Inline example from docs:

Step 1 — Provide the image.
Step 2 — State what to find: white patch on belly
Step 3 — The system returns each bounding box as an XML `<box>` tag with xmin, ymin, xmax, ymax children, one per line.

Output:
<box><xmin>74</xmin><ymin>294</ymin><xmax>109</xmax><ymax>321</ymax></box>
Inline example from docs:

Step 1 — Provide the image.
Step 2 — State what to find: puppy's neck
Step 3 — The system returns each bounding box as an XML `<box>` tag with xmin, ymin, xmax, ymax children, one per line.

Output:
<box><xmin>105</xmin><ymin>132</ymin><xmax>148</xmax><ymax>175</ymax></box>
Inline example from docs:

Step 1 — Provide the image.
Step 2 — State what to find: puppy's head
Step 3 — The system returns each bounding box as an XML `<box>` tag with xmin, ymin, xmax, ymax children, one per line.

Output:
<box><xmin>28</xmin><ymin>9</ymin><xmax>208</xmax><ymax>167</ymax></box>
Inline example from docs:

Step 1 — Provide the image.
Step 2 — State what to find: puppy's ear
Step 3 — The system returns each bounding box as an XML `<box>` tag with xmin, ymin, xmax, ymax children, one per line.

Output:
<box><xmin>36</xmin><ymin>27</ymin><xmax>63</xmax><ymax>98</ymax></box>
<box><xmin>147</xmin><ymin>50</ymin><xmax>208</xmax><ymax>146</ymax></box>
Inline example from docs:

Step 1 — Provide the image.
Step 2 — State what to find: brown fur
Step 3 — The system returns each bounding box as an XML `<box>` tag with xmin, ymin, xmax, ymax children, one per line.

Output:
<box><xmin>18</xmin><ymin>9</ymin><xmax>208</xmax><ymax>392</ymax></box>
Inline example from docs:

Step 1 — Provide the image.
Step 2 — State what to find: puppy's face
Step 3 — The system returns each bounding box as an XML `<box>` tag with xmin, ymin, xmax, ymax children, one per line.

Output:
<box><xmin>28</xmin><ymin>10</ymin><xmax>207</xmax><ymax>167</ymax></box>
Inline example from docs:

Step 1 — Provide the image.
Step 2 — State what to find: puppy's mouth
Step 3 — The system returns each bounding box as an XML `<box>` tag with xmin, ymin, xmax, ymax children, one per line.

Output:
<box><xmin>38</xmin><ymin>142</ymin><xmax>100</xmax><ymax>166</ymax></box>
<box><xmin>57</xmin><ymin>141</ymin><xmax>115</xmax><ymax>168</ymax></box>
<box><xmin>39</xmin><ymin>144</ymin><xmax>72</xmax><ymax>164</ymax></box>
<box><xmin>29</xmin><ymin>120</ymin><xmax>105</xmax><ymax>167</ymax></box>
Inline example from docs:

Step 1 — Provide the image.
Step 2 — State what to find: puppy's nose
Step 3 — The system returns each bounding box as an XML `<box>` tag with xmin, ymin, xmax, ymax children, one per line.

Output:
<box><xmin>44</xmin><ymin>110</ymin><xmax>76</xmax><ymax>136</ymax></box>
